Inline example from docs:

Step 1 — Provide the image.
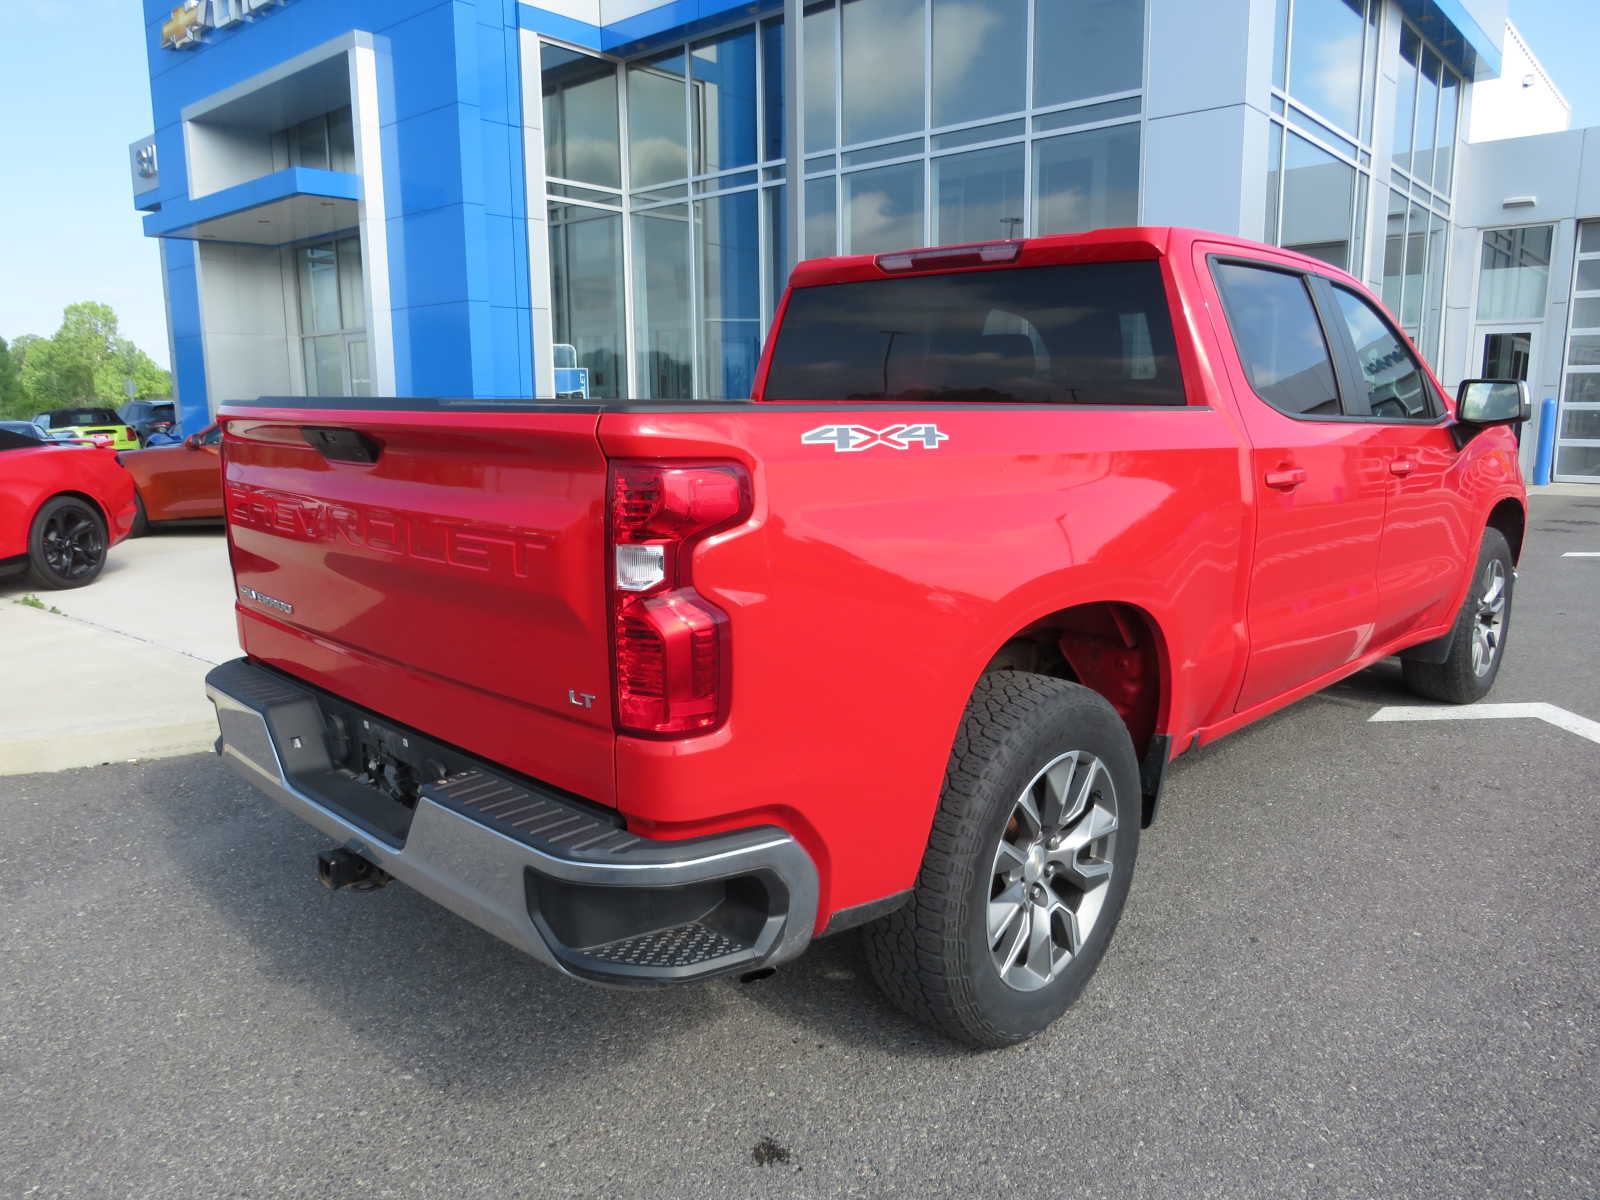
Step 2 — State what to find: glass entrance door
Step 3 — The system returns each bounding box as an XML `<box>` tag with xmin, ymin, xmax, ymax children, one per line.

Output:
<box><xmin>1473</xmin><ymin>325</ymin><xmax>1538</xmax><ymax>458</ymax></box>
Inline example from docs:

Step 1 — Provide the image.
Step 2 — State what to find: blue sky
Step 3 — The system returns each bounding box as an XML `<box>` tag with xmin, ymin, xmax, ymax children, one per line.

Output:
<box><xmin>0</xmin><ymin>0</ymin><xmax>1596</xmax><ymax>373</ymax></box>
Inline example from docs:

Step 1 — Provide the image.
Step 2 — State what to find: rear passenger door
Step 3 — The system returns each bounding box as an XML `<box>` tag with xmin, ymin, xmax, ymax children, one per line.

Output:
<box><xmin>1319</xmin><ymin>283</ymin><xmax>1473</xmax><ymax>643</ymax></box>
<box><xmin>1206</xmin><ymin>256</ymin><xmax>1391</xmax><ymax>713</ymax></box>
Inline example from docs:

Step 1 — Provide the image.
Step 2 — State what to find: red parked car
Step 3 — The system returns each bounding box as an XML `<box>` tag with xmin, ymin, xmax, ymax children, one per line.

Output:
<box><xmin>0</xmin><ymin>427</ymin><xmax>137</xmax><ymax>588</ymax></box>
<box><xmin>119</xmin><ymin>424</ymin><xmax>224</xmax><ymax>535</ymax></box>
<box><xmin>205</xmin><ymin>227</ymin><xmax>1527</xmax><ymax>1046</ymax></box>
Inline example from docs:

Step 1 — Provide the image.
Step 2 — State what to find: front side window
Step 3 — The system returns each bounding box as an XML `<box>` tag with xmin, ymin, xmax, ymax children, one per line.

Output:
<box><xmin>1330</xmin><ymin>287</ymin><xmax>1433</xmax><ymax>419</ymax></box>
<box><xmin>763</xmin><ymin>261</ymin><xmax>1185</xmax><ymax>405</ymax></box>
<box><xmin>1213</xmin><ymin>262</ymin><xmax>1340</xmax><ymax>417</ymax></box>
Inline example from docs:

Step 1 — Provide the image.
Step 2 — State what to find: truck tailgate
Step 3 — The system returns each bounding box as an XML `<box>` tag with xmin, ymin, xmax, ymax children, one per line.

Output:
<box><xmin>220</xmin><ymin>405</ymin><xmax>615</xmax><ymax>805</ymax></box>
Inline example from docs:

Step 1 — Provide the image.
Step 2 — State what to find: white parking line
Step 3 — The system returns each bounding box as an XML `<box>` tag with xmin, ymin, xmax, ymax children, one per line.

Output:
<box><xmin>1369</xmin><ymin>702</ymin><xmax>1600</xmax><ymax>746</ymax></box>
<box><xmin>1562</xmin><ymin>552</ymin><xmax>1600</xmax><ymax>558</ymax></box>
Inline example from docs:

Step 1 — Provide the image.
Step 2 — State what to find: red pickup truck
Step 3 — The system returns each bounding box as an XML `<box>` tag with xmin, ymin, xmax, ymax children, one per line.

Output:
<box><xmin>207</xmin><ymin>227</ymin><xmax>1527</xmax><ymax>1047</ymax></box>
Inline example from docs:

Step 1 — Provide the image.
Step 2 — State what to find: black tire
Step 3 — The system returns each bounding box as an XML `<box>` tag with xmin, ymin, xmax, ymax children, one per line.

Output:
<box><xmin>26</xmin><ymin>495</ymin><xmax>108</xmax><ymax>590</ymax></box>
<box><xmin>128</xmin><ymin>492</ymin><xmax>149</xmax><ymax>539</ymax></box>
<box><xmin>861</xmin><ymin>672</ymin><xmax>1141</xmax><ymax>1048</ymax></box>
<box><xmin>1402</xmin><ymin>527</ymin><xmax>1514</xmax><ymax>704</ymax></box>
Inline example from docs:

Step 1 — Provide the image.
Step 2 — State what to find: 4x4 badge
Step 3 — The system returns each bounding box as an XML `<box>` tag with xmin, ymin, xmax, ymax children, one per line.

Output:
<box><xmin>801</xmin><ymin>424</ymin><xmax>948</xmax><ymax>452</ymax></box>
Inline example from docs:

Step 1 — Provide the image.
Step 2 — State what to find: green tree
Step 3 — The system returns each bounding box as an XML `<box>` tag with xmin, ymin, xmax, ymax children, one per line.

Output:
<box><xmin>0</xmin><ymin>337</ymin><xmax>20</xmax><ymax>418</ymax></box>
<box><xmin>8</xmin><ymin>303</ymin><xmax>171</xmax><ymax>417</ymax></box>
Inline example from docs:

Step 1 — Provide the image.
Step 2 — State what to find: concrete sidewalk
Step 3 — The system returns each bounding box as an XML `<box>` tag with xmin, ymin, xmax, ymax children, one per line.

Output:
<box><xmin>0</xmin><ymin>530</ymin><xmax>236</xmax><ymax>775</ymax></box>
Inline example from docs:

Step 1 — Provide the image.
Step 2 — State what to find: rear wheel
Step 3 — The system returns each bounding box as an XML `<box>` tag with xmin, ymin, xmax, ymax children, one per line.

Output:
<box><xmin>1402</xmin><ymin>527</ymin><xmax>1513</xmax><ymax>704</ymax></box>
<box><xmin>861</xmin><ymin>672</ymin><xmax>1140</xmax><ymax>1047</ymax></box>
<box><xmin>27</xmin><ymin>496</ymin><xmax>108</xmax><ymax>589</ymax></box>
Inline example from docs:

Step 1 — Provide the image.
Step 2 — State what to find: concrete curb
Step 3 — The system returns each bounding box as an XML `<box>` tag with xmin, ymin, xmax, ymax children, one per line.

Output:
<box><xmin>0</xmin><ymin>722</ymin><xmax>219</xmax><ymax>776</ymax></box>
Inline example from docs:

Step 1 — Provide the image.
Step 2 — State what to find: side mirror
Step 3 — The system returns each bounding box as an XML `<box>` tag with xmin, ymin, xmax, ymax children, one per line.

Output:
<box><xmin>184</xmin><ymin>434</ymin><xmax>203</xmax><ymax>450</ymax></box>
<box><xmin>1456</xmin><ymin>379</ymin><xmax>1531</xmax><ymax>426</ymax></box>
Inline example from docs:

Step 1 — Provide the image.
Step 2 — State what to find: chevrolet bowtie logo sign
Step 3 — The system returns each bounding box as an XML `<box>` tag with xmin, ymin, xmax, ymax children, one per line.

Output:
<box><xmin>161</xmin><ymin>0</ymin><xmax>287</xmax><ymax>50</ymax></box>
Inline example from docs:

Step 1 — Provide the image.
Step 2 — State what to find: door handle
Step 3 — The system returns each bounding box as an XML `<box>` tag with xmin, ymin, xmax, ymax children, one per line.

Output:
<box><xmin>1263</xmin><ymin>467</ymin><xmax>1307</xmax><ymax>490</ymax></box>
<box><xmin>1389</xmin><ymin>458</ymin><xmax>1416</xmax><ymax>477</ymax></box>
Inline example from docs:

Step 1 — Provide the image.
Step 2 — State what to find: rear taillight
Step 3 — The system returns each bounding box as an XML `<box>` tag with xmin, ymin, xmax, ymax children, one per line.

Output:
<box><xmin>123</xmin><ymin>427</ymin><xmax>136</xmax><ymax>440</ymax></box>
<box><xmin>608</xmin><ymin>461</ymin><xmax>751</xmax><ymax>737</ymax></box>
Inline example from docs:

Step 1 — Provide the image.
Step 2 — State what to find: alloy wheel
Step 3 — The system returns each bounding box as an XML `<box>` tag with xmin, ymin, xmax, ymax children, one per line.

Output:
<box><xmin>1471</xmin><ymin>558</ymin><xmax>1508</xmax><ymax>677</ymax></box>
<box><xmin>41</xmin><ymin>508</ymin><xmax>104</xmax><ymax>580</ymax></box>
<box><xmin>987</xmin><ymin>750</ymin><xmax>1119</xmax><ymax>992</ymax></box>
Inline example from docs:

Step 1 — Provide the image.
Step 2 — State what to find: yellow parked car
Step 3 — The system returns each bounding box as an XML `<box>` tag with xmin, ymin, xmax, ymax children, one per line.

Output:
<box><xmin>32</xmin><ymin>407</ymin><xmax>141</xmax><ymax>451</ymax></box>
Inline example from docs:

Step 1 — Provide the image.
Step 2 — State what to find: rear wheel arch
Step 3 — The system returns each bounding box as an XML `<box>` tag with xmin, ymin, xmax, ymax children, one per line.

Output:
<box><xmin>35</xmin><ymin>489</ymin><xmax>108</xmax><ymax>529</ymax></box>
<box><xmin>981</xmin><ymin>601</ymin><xmax>1170</xmax><ymax>761</ymax></box>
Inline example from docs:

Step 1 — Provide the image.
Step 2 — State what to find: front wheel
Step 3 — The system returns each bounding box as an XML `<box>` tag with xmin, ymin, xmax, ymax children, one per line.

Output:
<box><xmin>27</xmin><ymin>495</ymin><xmax>108</xmax><ymax>589</ymax></box>
<box><xmin>1402</xmin><ymin>527</ymin><xmax>1514</xmax><ymax>704</ymax></box>
<box><xmin>861</xmin><ymin>672</ymin><xmax>1141</xmax><ymax>1047</ymax></box>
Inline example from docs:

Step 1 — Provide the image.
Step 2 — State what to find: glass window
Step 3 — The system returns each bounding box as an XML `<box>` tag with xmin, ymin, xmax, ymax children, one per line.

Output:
<box><xmin>1477</xmin><ymin>226</ymin><xmax>1553</xmax><ymax>321</ymax></box>
<box><xmin>1392</xmin><ymin>27</ymin><xmax>1419</xmax><ymax>175</ymax></box>
<box><xmin>1413</xmin><ymin>49</ymin><xmax>1441</xmax><ymax>189</ymax></box>
<box><xmin>763</xmin><ymin>261</ymin><xmax>1186</xmax><ymax>405</ymax></box>
<box><xmin>1402</xmin><ymin>200</ymin><xmax>1428</xmax><ymax>331</ymax></box>
<box><xmin>1287</xmin><ymin>0</ymin><xmax>1365</xmax><ymax>134</ymax></box>
<box><xmin>289</xmin><ymin>113</ymin><xmax>329</xmax><ymax>170</ymax></box>
<box><xmin>550</xmin><ymin>205</ymin><xmax>626</xmax><ymax>399</ymax></box>
<box><xmin>1381</xmin><ymin>188</ymin><xmax>1406</xmax><ymax>312</ymax></box>
<box><xmin>1578</xmin><ymin>260</ymin><xmax>1600</xmax><ymax>293</ymax></box>
<box><xmin>844</xmin><ymin>161</ymin><xmax>924</xmax><ymax>254</ymax></box>
<box><xmin>1265</xmin><ymin>123</ymin><xmax>1283</xmax><ymax>244</ymax></box>
<box><xmin>1482</xmin><ymin>332</ymin><xmax>1533</xmax><ymax>380</ymax></box>
<box><xmin>329</xmin><ymin>107</ymin><xmax>356</xmax><ymax>174</ymax></box>
<box><xmin>632</xmin><ymin>206</ymin><xmax>693</xmax><ymax>399</ymax></box>
<box><xmin>1213</xmin><ymin>262</ymin><xmax>1341</xmax><ymax>417</ymax></box>
<box><xmin>1420</xmin><ymin>212</ymin><xmax>1447</xmax><ymax>361</ymax></box>
<box><xmin>804</xmin><ymin>175</ymin><xmax>837</xmax><ymax>257</ymax></box>
<box><xmin>1033</xmin><ymin>124</ymin><xmax>1140</xmax><ymax>236</ymax></box>
<box><xmin>1571</xmin><ymin>297</ymin><xmax>1600</xmax><ymax>329</ymax></box>
<box><xmin>935</xmin><ymin>143</ymin><xmax>1025</xmax><ymax>244</ymax></box>
<box><xmin>767</xmin><ymin>184</ymin><xmax>789</xmax><ymax>315</ymax></box>
<box><xmin>298</xmin><ymin>244</ymin><xmax>340</xmax><ymax>335</ymax></box>
<box><xmin>543</xmin><ymin>46</ymin><xmax>621</xmax><ymax>188</ymax></box>
<box><xmin>842</xmin><ymin>0</ymin><xmax>924</xmax><ymax>145</ymax></box>
<box><xmin>1272</xmin><ymin>0</ymin><xmax>1289</xmax><ymax>90</ymax></box>
<box><xmin>692</xmin><ymin>27</ymin><xmax>759</xmax><ymax>174</ymax></box>
<box><xmin>697</xmin><ymin>191</ymin><xmax>763</xmax><ymax>397</ymax></box>
<box><xmin>932</xmin><ymin>0</ymin><xmax>1025</xmax><ymax>127</ymax></box>
<box><xmin>762</xmin><ymin>19</ymin><xmax>785</xmax><ymax>162</ymax></box>
<box><xmin>1280</xmin><ymin>132</ymin><xmax>1355</xmax><ymax>270</ymax></box>
<box><xmin>804</xmin><ymin>3</ymin><xmax>836</xmax><ymax>153</ymax></box>
<box><xmin>1331</xmin><ymin>286</ymin><xmax>1431</xmax><ymax>418</ymax></box>
<box><xmin>337</xmin><ymin>238</ymin><xmax>364</xmax><ymax>330</ymax></box>
<box><xmin>1581</xmin><ymin>222</ymin><xmax>1600</xmax><ymax>255</ymax></box>
<box><xmin>304</xmin><ymin>336</ymin><xmax>344</xmax><ymax>395</ymax></box>
<box><xmin>1436</xmin><ymin>68</ymin><xmax>1459</xmax><ymax>195</ymax></box>
<box><xmin>629</xmin><ymin>51</ymin><xmax>689</xmax><ymax>189</ymax></box>
<box><xmin>1033</xmin><ymin>0</ymin><xmax>1143</xmax><ymax>109</ymax></box>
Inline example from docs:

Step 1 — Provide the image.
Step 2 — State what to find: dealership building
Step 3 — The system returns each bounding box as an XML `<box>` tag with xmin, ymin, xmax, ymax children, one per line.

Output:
<box><xmin>134</xmin><ymin>0</ymin><xmax>1600</xmax><ymax>480</ymax></box>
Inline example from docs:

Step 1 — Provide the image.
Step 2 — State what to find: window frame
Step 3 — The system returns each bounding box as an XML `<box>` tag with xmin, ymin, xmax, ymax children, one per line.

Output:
<box><xmin>1209</xmin><ymin>254</ymin><xmax>1448</xmax><ymax>426</ymax></box>
<box><xmin>1319</xmin><ymin>278</ymin><xmax>1446</xmax><ymax>424</ymax></box>
<box><xmin>1208</xmin><ymin>254</ymin><xmax>1356</xmax><ymax>423</ymax></box>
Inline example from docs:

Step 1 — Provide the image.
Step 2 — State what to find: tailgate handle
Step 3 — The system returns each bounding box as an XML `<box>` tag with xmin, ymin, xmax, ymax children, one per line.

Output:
<box><xmin>301</xmin><ymin>426</ymin><xmax>381</xmax><ymax>464</ymax></box>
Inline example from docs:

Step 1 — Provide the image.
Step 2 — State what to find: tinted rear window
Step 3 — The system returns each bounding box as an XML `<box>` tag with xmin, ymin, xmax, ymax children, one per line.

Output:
<box><xmin>763</xmin><ymin>261</ymin><xmax>1186</xmax><ymax>405</ymax></box>
<box><xmin>47</xmin><ymin>408</ymin><xmax>120</xmax><ymax>428</ymax></box>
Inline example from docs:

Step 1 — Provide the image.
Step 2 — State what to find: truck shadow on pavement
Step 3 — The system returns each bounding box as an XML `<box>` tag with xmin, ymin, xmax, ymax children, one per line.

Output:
<box><xmin>135</xmin><ymin>756</ymin><xmax>965</xmax><ymax>1091</ymax></box>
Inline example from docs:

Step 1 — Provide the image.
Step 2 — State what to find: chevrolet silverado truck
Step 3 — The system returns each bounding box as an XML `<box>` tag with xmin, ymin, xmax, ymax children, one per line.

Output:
<box><xmin>206</xmin><ymin>227</ymin><xmax>1528</xmax><ymax>1047</ymax></box>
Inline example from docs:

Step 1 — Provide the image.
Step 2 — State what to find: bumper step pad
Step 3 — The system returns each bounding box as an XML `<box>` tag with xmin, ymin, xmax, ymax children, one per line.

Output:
<box><xmin>585</xmin><ymin>922</ymin><xmax>748</xmax><ymax>969</ymax></box>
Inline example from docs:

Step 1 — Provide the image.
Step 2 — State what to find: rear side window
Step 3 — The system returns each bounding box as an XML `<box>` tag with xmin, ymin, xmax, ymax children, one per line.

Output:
<box><xmin>47</xmin><ymin>408</ymin><xmax>120</xmax><ymax>428</ymax></box>
<box><xmin>1329</xmin><ymin>286</ymin><xmax>1435</xmax><ymax>419</ymax></box>
<box><xmin>1212</xmin><ymin>262</ymin><xmax>1340</xmax><ymax>417</ymax></box>
<box><xmin>763</xmin><ymin>261</ymin><xmax>1186</xmax><ymax>405</ymax></box>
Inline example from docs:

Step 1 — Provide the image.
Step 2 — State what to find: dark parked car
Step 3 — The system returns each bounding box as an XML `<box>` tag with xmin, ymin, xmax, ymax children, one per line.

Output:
<box><xmin>118</xmin><ymin>400</ymin><xmax>178</xmax><ymax>446</ymax></box>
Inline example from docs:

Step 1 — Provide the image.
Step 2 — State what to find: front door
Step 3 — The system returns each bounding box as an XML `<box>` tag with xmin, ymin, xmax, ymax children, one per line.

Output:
<box><xmin>1332</xmin><ymin>284</ymin><xmax>1474</xmax><ymax>643</ymax></box>
<box><xmin>1204</xmin><ymin>254</ymin><xmax>1391</xmax><ymax>714</ymax></box>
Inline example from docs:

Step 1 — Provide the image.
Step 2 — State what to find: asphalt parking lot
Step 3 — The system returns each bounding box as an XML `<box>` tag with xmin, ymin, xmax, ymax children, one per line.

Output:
<box><xmin>3</xmin><ymin>494</ymin><xmax>1597</xmax><ymax>1199</ymax></box>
